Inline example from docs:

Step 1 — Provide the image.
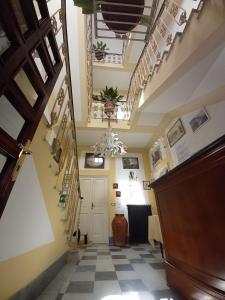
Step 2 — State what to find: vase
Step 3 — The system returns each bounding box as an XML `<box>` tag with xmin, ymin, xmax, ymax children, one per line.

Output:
<box><xmin>112</xmin><ymin>214</ymin><xmax>128</xmax><ymax>246</ymax></box>
<box><xmin>101</xmin><ymin>0</ymin><xmax>144</xmax><ymax>34</ymax></box>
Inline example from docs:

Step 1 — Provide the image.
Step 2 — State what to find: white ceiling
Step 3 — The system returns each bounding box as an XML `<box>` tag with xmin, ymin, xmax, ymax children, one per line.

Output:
<box><xmin>142</xmin><ymin>42</ymin><xmax>225</xmax><ymax>114</ymax></box>
<box><xmin>93</xmin><ymin>69</ymin><xmax>132</xmax><ymax>91</ymax></box>
<box><xmin>137</xmin><ymin>112</ymin><xmax>165</xmax><ymax>126</ymax></box>
<box><xmin>76</xmin><ymin>129</ymin><xmax>152</xmax><ymax>148</ymax></box>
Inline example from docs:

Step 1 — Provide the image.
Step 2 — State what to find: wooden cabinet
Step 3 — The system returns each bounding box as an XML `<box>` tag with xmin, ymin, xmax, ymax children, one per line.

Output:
<box><xmin>150</xmin><ymin>135</ymin><xmax>225</xmax><ymax>300</ymax></box>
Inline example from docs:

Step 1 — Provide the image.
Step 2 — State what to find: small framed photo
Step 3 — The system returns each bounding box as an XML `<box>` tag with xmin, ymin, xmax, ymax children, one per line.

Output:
<box><xmin>122</xmin><ymin>157</ymin><xmax>139</xmax><ymax>169</ymax></box>
<box><xmin>116</xmin><ymin>190</ymin><xmax>121</xmax><ymax>197</ymax></box>
<box><xmin>167</xmin><ymin>118</ymin><xmax>185</xmax><ymax>148</ymax></box>
<box><xmin>84</xmin><ymin>153</ymin><xmax>105</xmax><ymax>169</ymax></box>
<box><xmin>189</xmin><ymin>108</ymin><xmax>210</xmax><ymax>133</ymax></box>
<box><xmin>113</xmin><ymin>183</ymin><xmax>118</xmax><ymax>189</ymax></box>
<box><xmin>143</xmin><ymin>181</ymin><xmax>151</xmax><ymax>190</ymax></box>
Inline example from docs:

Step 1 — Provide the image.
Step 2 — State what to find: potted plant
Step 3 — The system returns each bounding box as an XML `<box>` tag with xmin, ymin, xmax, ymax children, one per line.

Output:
<box><xmin>93</xmin><ymin>86</ymin><xmax>123</xmax><ymax>117</ymax></box>
<box><xmin>101</xmin><ymin>0</ymin><xmax>145</xmax><ymax>34</ymax></box>
<box><xmin>73</xmin><ymin>0</ymin><xmax>93</xmax><ymax>14</ymax></box>
<box><xmin>93</xmin><ymin>41</ymin><xmax>109</xmax><ymax>61</ymax></box>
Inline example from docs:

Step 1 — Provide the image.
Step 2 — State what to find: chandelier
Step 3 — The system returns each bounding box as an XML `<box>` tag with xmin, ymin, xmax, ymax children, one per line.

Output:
<box><xmin>91</xmin><ymin>103</ymin><xmax>127</xmax><ymax>157</ymax></box>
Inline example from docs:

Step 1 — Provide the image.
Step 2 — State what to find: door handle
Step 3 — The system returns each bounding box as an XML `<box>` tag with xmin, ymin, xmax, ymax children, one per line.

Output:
<box><xmin>91</xmin><ymin>202</ymin><xmax>94</xmax><ymax>210</ymax></box>
<box><xmin>12</xmin><ymin>140</ymin><xmax>32</xmax><ymax>182</ymax></box>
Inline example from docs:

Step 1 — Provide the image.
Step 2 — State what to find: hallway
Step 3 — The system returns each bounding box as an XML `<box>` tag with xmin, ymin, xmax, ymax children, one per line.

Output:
<box><xmin>37</xmin><ymin>243</ymin><xmax>179</xmax><ymax>300</ymax></box>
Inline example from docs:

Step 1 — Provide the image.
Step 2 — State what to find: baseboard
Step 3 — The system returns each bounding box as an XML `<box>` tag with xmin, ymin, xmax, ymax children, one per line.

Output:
<box><xmin>9</xmin><ymin>252</ymin><xmax>68</xmax><ymax>300</ymax></box>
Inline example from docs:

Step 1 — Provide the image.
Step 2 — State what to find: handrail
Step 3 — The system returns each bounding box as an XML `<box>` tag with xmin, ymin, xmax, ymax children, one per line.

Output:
<box><xmin>126</xmin><ymin>0</ymin><xmax>204</xmax><ymax>120</ymax></box>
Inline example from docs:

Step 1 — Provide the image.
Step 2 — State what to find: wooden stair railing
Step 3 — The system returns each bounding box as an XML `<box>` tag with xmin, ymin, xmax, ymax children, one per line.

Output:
<box><xmin>0</xmin><ymin>0</ymin><xmax>62</xmax><ymax>218</ymax></box>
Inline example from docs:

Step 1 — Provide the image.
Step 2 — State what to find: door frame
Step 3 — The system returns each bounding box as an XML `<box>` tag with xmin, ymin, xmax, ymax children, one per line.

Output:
<box><xmin>80</xmin><ymin>175</ymin><xmax>109</xmax><ymax>243</ymax></box>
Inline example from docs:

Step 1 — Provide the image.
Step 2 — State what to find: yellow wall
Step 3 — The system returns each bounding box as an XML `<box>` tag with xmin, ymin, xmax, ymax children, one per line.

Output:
<box><xmin>0</xmin><ymin>118</ymin><xmax>69</xmax><ymax>300</ymax></box>
<box><xmin>77</xmin><ymin>146</ymin><xmax>157</xmax><ymax>234</ymax></box>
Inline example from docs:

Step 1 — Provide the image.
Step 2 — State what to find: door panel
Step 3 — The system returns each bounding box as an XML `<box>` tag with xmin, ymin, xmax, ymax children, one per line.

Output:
<box><xmin>92</xmin><ymin>213</ymin><xmax>107</xmax><ymax>243</ymax></box>
<box><xmin>79</xmin><ymin>178</ymin><xmax>92</xmax><ymax>236</ymax></box>
<box><xmin>80</xmin><ymin>177</ymin><xmax>108</xmax><ymax>243</ymax></box>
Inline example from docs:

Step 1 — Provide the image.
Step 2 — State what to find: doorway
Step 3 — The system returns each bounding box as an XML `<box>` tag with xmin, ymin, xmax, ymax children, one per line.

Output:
<box><xmin>79</xmin><ymin>176</ymin><xmax>109</xmax><ymax>243</ymax></box>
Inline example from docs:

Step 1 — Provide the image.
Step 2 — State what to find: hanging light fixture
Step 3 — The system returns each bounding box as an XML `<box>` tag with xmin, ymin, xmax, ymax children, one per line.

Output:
<box><xmin>91</xmin><ymin>104</ymin><xmax>127</xmax><ymax>158</ymax></box>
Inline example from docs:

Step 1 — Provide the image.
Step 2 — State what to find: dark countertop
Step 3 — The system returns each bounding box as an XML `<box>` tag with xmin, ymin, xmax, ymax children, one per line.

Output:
<box><xmin>150</xmin><ymin>134</ymin><xmax>225</xmax><ymax>188</ymax></box>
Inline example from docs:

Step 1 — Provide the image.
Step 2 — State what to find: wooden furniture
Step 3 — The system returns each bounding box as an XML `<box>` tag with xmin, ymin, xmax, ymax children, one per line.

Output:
<box><xmin>127</xmin><ymin>204</ymin><xmax>152</xmax><ymax>243</ymax></box>
<box><xmin>150</xmin><ymin>135</ymin><xmax>225</xmax><ymax>300</ymax></box>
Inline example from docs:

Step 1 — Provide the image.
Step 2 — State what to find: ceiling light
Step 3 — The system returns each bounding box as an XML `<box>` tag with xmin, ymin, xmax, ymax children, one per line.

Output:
<box><xmin>91</xmin><ymin>127</ymin><xmax>127</xmax><ymax>158</ymax></box>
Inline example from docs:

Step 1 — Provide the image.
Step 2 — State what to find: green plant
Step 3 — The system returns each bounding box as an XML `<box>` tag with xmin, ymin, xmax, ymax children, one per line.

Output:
<box><xmin>73</xmin><ymin>0</ymin><xmax>93</xmax><ymax>14</ymax></box>
<box><xmin>140</xmin><ymin>15</ymin><xmax>150</xmax><ymax>26</ymax></box>
<box><xmin>93</xmin><ymin>86</ymin><xmax>123</xmax><ymax>104</ymax></box>
<box><xmin>93</xmin><ymin>41</ymin><xmax>109</xmax><ymax>61</ymax></box>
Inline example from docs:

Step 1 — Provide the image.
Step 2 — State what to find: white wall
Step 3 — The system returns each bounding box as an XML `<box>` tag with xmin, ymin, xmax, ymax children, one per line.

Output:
<box><xmin>0</xmin><ymin>157</ymin><xmax>54</xmax><ymax>261</ymax></box>
<box><xmin>168</xmin><ymin>100</ymin><xmax>225</xmax><ymax>167</ymax></box>
<box><xmin>115</xmin><ymin>153</ymin><xmax>149</xmax><ymax>220</ymax></box>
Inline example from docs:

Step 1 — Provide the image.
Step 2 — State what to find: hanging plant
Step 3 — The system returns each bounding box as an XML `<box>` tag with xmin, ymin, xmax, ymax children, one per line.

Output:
<box><xmin>101</xmin><ymin>0</ymin><xmax>144</xmax><ymax>35</ymax></box>
<box><xmin>93</xmin><ymin>86</ymin><xmax>124</xmax><ymax>117</ymax></box>
<box><xmin>93</xmin><ymin>41</ymin><xmax>109</xmax><ymax>61</ymax></box>
<box><xmin>73</xmin><ymin>0</ymin><xmax>94</xmax><ymax>14</ymax></box>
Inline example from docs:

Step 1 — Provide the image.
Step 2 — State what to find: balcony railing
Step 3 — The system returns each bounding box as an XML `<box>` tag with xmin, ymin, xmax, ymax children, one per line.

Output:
<box><xmin>93</xmin><ymin>0</ymin><xmax>160</xmax><ymax>42</ymax></box>
<box><xmin>126</xmin><ymin>0</ymin><xmax>205</xmax><ymax>120</ymax></box>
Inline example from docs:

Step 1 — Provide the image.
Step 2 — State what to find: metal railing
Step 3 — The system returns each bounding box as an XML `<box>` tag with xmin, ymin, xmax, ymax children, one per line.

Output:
<box><xmin>93</xmin><ymin>0</ymin><xmax>159</xmax><ymax>42</ymax></box>
<box><xmin>126</xmin><ymin>0</ymin><xmax>204</xmax><ymax>120</ymax></box>
<box><xmin>86</xmin><ymin>14</ymin><xmax>94</xmax><ymax>120</ymax></box>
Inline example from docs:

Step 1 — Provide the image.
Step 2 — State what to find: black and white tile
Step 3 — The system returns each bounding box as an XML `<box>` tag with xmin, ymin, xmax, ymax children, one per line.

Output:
<box><xmin>36</xmin><ymin>244</ymin><xmax>181</xmax><ymax>300</ymax></box>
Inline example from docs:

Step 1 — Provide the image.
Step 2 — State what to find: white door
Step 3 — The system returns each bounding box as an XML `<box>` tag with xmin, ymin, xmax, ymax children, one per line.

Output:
<box><xmin>79</xmin><ymin>176</ymin><xmax>108</xmax><ymax>243</ymax></box>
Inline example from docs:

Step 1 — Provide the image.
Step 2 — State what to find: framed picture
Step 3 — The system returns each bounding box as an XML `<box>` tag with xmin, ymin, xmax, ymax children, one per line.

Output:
<box><xmin>143</xmin><ymin>181</ymin><xmax>151</xmax><ymax>190</ymax></box>
<box><xmin>189</xmin><ymin>108</ymin><xmax>210</xmax><ymax>132</ymax></box>
<box><xmin>113</xmin><ymin>183</ymin><xmax>118</xmax><ymax>189</ymax></box>
<box><xmin>84</xmin><ymin>153</ymin><xmax>105</xmax><ymax>169</ymax></box>
<box><xmin>116</xmin><ymin>190</ymin><xmax>121</xmax><ymax>197</ymax></box>
<box><xmin>122</xmin><ymin>157</ymin><xmax>139</xmax><ymax>169</ymax></box>
<box><xmin>167</xmin><ymin>118</ymin><xmax>185</xmax><ymax>148</ymax></box>
<box><xmin>151</xmin><ymin>145</ymin><xmax>162</xmax><ymax>168</ymax></box>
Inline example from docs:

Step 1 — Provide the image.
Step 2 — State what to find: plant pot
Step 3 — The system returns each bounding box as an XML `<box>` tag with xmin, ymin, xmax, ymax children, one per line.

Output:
<box><xmin>104</xmin><ymin>101</ymin><xmax>115</xmax><ymax>117</ymax></box>
<box><xmin>101</xmin><ymin>0</ymin><xmax>144</xmax><ymax>34</ymax></box>
<box><xmin>112</xmin><ymin>214</ymin><xmax>128</xmax><ymax>246</ymax></box>
<box><xmin>95</xmin><ymin>50</ymin><xmax>106</xmax><ymax>61</ymax></box>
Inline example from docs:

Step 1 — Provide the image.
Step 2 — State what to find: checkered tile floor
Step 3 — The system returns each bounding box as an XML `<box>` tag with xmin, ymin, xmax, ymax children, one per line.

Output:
<box><xmin>37</xmin><ymin>244</ymin><xmax>180</xmax><ymax>300</ymax></box>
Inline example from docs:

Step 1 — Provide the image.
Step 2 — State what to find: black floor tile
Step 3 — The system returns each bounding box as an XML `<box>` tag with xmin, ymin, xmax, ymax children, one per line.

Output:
<box><xmin>119</xmin><ymin>279</ymin><xmax>148</xmax><ymax>292</ymax></box>
<box><xmin>95</xmin><ymin>271</ymin><xmax>118</xmax><ymax>281</ymax></box>
<box><xmin>129</xmin><ymin>258</ymin><xmax>145</xmax><ymax>264</ymax></box>
<box><xmin>110</xmin><ymin>249</ymin><xmax>121</xmax><ymax>252</ymax></box>
<box><xmin>132</xmin><ymin>247</ymin><xmax>145</xmax><ymax>251</ymax></box>
<box><xmin>149</xmin><ymin>262</ymin><xmax>164</xmax><ymax>269</ymax></box>
<box><xmin>82</xmin><ymin>255</ymin><xmax>97</xmax><ymax>260</ymax></box>
<box><xmin>140</xmin><ymin>254</ymin><xmax>154</xmax><ymax>258</ymax></box>
<box><xmin>66</xmin><ymin>281</ymin><xmax>94</xmax><ymax>293</ymax></box>
<box><xmin>114</xmin><ymin>264</ymin><xmax>134</xmax><ymax>271</ymax></box>
<box><xmin>98</xmin><ymin>251</ymin><xmax>110</xmax><ymax>255</ymax></box>
<box><xmin>111</xmin><ymin>255</ymin><xmax>126</xmax><ymax>259</ymax></box>
<box><xmin>76</xmin><ymin>265</ymin><xmax>96</xmax><ymax>272</ymax></box>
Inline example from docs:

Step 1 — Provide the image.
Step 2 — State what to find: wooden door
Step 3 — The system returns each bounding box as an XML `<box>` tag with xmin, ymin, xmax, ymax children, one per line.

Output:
<box><xmin>80</xmin><ymin>177</ymin><xmax>109</xmax><ymax>243</ymax></box>
<box><xmin>0</xmin><ymin>0</ymin><xmax>62</xmax><ymax>218</ymax></box>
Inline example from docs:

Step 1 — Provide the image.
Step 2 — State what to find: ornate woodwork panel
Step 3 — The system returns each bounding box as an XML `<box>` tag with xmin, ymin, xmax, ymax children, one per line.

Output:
<box><xmin>0</xmin><ymin>0</ymin><xmax>62</xmax><ymax>218</ymax></box>
<box><xmin>151</xmin><ymin>136</ymin><xmax>225</xmax><ymax>299</ymax></box>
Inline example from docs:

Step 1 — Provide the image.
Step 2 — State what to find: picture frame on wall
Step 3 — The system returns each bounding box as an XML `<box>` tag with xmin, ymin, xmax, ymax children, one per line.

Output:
<box><xmin>189</xmin><ymin>108</ymin><xmax>210</xmax><ymax>133</ymax></box>
<box><xmin>122</xmin><ymin>157</ymin><xmax>139</xmax><ymax>169</ymax></box>
<box><xmin>84</xmin><ymin>153</ymin><xmax>105</xmax><ymax>169</ymax></box>
<box><xmin>167</xmin><ymin>118</ymin><xmax>185</xmax><ymax>148</ymax></box>
<box><xmin>143</xmin><ymin>181</ymin><xmax>151</xmax><ymax>190</ymax></box>
<box><xmin>151</xmin><ymin>144</ymin><xmax>162</xmax><ymax>168</ymax></box>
